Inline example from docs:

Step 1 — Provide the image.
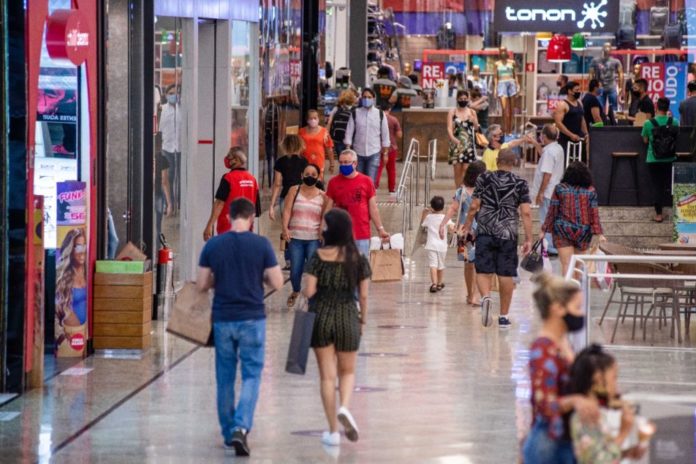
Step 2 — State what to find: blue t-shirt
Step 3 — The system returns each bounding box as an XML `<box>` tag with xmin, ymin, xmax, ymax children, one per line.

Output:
<box><xmin>198</xmin><ymin>231</ymin><xmax>278</xmax><ymax>322</ymax></box>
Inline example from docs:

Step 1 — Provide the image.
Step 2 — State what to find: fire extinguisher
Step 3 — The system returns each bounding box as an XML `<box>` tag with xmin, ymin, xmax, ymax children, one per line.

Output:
<box><xmin>156</xmin><ymin>233</ymin><xmax>174</xmax><ymax>320</ymax></box>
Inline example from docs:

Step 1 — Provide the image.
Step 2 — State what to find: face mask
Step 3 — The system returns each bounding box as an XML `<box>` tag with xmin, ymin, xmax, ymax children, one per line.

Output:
<box><xmin>339</xmin><ymin>164</ymin><xmax>354</xmax><ymax>176</ymax></box>
<box><xmin>303</xmin><ymin>176</ymin><xmax>318</xmax><ymax>186</ymax></box>
<box><xmin>457</xmin><ymin>100</ymin><xmax>468</xmax><ymax>108</ymax></box>
<box><xmin>556</xmin><ymin>81</ymin><xmax>562</xmax><ymax>87</ymax></box>
<box><xmin>224</xmin><ymin>157</ymin><xmax>234</xmax><ymax>169</ymax></box>
<box><xmin>167</xmin><ymin>94</ymin><xmax>177</xmax><ymax>105</ymax></box>
<box><xmin>573</xmin><ymin>91</ymin><xmax>582</xmax><ymax>99</ymax></box>
<box><xmin>362</xmin><ymin>98</ymin><xmax>374</xmax><ymax>108</ymax></box>
<box><xmin>563</xmin><ymin>313</ymin><xmax>585</xmax><ymax>333</ymax></box>
<box><xmin>308</xmin><ymin>119</ymin><xmax>319</xmax><ymax>128</ymax></box>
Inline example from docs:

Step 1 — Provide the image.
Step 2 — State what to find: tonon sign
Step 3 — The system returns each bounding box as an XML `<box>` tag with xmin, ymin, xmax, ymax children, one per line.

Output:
<box><xmin>495</xmin><ymin>0</ymin><xmax>619</xmax><ymax>33</ymax></box>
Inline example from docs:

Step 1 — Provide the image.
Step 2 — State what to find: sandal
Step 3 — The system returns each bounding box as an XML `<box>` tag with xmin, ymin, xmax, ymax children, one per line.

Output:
<box><xmin>429</xmin><ymin>284</ymin><xmax>438</xmax><ymax>293</ymax></box>
<box><xmin>287</xmin><ymin>292</ymin><xmax>299</xmax><ymax>308</ymax></box>
<box><xmin>437</xmin><ymin>283</ymin><xmax>445</xmax><ymax>291</ymax></box>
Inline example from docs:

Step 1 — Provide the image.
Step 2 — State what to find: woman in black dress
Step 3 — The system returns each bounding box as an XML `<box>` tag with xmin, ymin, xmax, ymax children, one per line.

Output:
<box><xmin>303</xmin><ymin>208</ymin><xmax>371</xmax><ymax>447</ymax></box>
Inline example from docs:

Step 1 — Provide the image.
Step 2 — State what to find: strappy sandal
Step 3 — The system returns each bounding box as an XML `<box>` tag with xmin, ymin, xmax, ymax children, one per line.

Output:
<box><xmin>437</xmin><ymin>283</ymin><xmax>445</xmax><ymax>291</ymax></box>
<box><xmin>429</xmin><ymin>284</ymin><xmax>438</xmax><ymax>293</ymax></box>
<box><xmin>287</xmin><ymin>292</ymin><xmax>299</xmax><ymax>308</ymax></box>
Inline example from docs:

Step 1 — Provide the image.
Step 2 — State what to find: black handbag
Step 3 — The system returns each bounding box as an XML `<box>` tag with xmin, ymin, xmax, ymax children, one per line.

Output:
<box><xmin>520</xmin><ymin>239</ymin><xmax>545</xmax><ymax>274</ymax></box>
<box><xmin>285</xmin><ymin>301</ymin><xmax>316</xmax><ymax>375</ymax></box>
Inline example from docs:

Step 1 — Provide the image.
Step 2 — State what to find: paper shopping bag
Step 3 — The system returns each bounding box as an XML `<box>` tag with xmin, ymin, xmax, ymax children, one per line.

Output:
<box><xmin>166</xmin><ymin>282</ymin><xmax>213</xmax><ymax>346</ymax></box>
<box><xmin>285</xmin><ymin>310</ymin><xmax>316</xmax><ymax>375</ymax></box>
<box><xmin>370</xmin><ymin>246</ymin><xmax>404</xmax><ymax>282</ymax></box>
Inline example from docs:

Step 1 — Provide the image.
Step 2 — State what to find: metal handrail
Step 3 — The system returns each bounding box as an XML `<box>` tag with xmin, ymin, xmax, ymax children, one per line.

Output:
<box><xmin>397</xmin><ymin>138</ymin><xmax>435</xmax><ymax>235</ymax></box>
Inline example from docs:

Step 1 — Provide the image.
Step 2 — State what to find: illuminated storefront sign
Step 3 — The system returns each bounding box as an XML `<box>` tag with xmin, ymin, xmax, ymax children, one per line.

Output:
<box><xmin>494</xmin><ymin>0</ymin><xmax>619</xmax><ymax>33</ymax></box>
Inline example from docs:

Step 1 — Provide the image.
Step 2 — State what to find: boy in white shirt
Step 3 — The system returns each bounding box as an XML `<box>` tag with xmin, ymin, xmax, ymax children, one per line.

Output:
<box><xmin>421</xmin><ymin>196</ymin><xmax>452</xmax><ymax>293</ymax></box>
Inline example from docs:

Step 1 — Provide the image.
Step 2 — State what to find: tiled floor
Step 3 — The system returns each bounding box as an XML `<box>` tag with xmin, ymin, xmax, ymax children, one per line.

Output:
<box><xmin>2</xmin><ymin>164</ymin><xmax>695</xmax><ymax>463</ymax></box>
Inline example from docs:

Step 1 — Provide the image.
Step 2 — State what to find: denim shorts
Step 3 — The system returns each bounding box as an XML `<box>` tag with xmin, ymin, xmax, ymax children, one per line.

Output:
<box><xmin>497</xmin><ymin>80</ymin><xmax>518</xmax><ymax>98</ymax></box>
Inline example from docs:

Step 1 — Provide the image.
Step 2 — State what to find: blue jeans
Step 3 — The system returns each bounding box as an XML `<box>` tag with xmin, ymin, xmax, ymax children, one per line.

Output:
<box><xmin>279</xmin><ymin>198</ymin><xmax>290</xmax><ymax>264</ymax></box>
<box><xmin>356</xmin><ymin>239</ymin><xmax>371</xmax><ymax>258</ymax></box>
<box><xmin>357</xmin><ymin>152</ymin><xmax>381</xmax><ymax>184</ymax></box>
<box><xmin>287</xmin><ymin>238</ymin><xmax>320</xmax><ymax>292</ymax></box>
<box><xmin>162</xmin><ymin>150</ymin><xmax>180</xmax><ymax>209</ymax></box>
<box><xmin>522</xmin><ymin>421</ymin><xmax>576</xmax><ymax>464</ymax></box>
<box><xmin>214</xmin><ymin>319</ymin><xmax>266</xmax><ymax>440</ymax></box>
<box><xmin>538</xmin><ymin>198</ymin><xmax>557</xmax><ymax>254</ymax></box>
<box><xmin>599</xmin><ymin>87</ymin><xmax>617</xmax><ymax>112</ymax></box>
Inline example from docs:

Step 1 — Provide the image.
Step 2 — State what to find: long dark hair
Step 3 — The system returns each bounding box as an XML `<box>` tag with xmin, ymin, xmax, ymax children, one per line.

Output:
<box><xmin>568</xmin><ymin>344</ymin><xmax>616</xmax><ymax>396</ymax></box>
<box><xmin>463</xmin><ymin>160</ymin><xmax>486</xmax><ymax>187</ymax></box>
<box><xmin>322</xmin><ymin>209</ymin><xmax>361</xmax><ymax>288</ymax></box>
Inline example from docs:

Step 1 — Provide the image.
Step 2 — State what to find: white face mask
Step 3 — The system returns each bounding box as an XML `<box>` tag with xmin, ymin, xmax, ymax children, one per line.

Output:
<box><xmin>308</xmin><ymin>119</ymin><xmax>319</xmax><ymax>128</ymax></box>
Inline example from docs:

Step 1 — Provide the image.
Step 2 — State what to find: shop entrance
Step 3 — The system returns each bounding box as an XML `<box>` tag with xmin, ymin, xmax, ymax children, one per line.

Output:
<box><xmin>152</xmin><ymin>16</ymin><xmax>258</xmax><ymax>293</ymax></box>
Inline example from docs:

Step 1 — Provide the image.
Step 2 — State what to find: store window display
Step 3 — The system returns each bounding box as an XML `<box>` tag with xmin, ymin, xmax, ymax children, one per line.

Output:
<box><xmin>589</xmin><ymin>43</ymin><xmax>624</xmax><ymax>113</ymax></box>
<box><xmin>493</xmin><ymin>46</ymin><xmax>519</xmax><ymax>136</ymax></box>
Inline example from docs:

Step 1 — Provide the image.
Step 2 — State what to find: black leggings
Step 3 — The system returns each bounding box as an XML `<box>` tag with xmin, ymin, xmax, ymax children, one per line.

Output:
<box><xmin>649</xmin><ymin>162</ymin><xmax>672</xmax><ymax>215</ymax></box>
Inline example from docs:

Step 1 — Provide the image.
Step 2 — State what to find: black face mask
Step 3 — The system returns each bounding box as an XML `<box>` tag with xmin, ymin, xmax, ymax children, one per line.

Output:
<box><xmin>573</xmin><ymin>91</ymin><xmax>582</xmax><ymax>99</ymax></box>
<box><xmin>632</xmin><ymin>90</ymin><xmax>642</xmax><ymax>98</ymax></box>
<box><xmin>458</xmin><ymin>100</ymin><xmax>468</xmax><ymax>108</ymax></box>
<box><xmin>563</xmin><ymin>313</ymin><xmax>585</xmax><ymax>333</ymax></box>
<box><xmin>303</xmin><ymin>176</ymin><xmax>318</xmax><ymax>186</ymax></box>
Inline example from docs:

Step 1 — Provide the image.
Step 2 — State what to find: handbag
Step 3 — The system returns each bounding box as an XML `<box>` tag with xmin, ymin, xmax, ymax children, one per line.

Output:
<box><xmin>285</xmin><ymin>298</ymin><xmax>316</xmax><ymax>375</ymax></box>
<box><xmin>166</xmin><ymin>282</ymin><xmax>213</xmax><ymax>346</ymax></box>
<box><xmin>370</xmin><ymin>243</ymin><xmax>404</xmax><ymax>282</ymax></box>
<box><xmin>475</xmin><ymin>132</ymin><xmax>489</xmax><ymax>148</ymax></box>
<box><xmin>520</xmin><ymin>239</ymin><xmax>545</xmax><ymax>274</ymax></box>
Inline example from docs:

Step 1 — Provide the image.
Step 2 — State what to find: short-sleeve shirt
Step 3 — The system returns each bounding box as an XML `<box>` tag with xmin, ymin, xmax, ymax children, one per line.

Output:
<box><xmin>531</xmin><ymin>141</ymin><xmax>565</xmax><ymax>200</ymax></box>
<box><xmin>641</xmin><ymin>115</ymin><xmax>679</xmax><ymax>163</ymax></box>
<box><xmin>679</xmin><ymin>97</ymin><xmax>696</xmax><ymax>127</ymax></box>
<box><xmin>582</xmin><ymin>93</ymin><xmax>606</xmax><ymax>127</ymax></box>
<box><xmin>274</xmin><ymin>155</ymin><xmax>308</xmax><ymax>198</ymax></box>
<box><xmin>589</xmin><ymin>57</ymin><xmax>622</xmax><ymax>89</ymax></box>
<box><xmin>473</xmin><ymin>170</ymin><xmax>531</xmax><ymax>241</ymax></box>
<box><xmin>198</xmin><ymin>231</ymin><xmax>278</xmax><ymax>322</ymax></box>
<box><xmin>299</xmin><ymin>126</ymin><xmax>334</xmax><ymax>172</ymax></box>
<box><xmin>421</xmin><ymin>213</ymin><xmax>448</xmax><ymax>252</ymax></box>
<box><xmin>482</xmin><ymin>142</ymin><xmax>509</xmax><ymax>171</ymax></box>
<box><xmin>386</xmin><ymin>113</ymin><xmax>401</xmax><ymax>150</ymax></box>
<box><xmin>326</xmin><ymin>173</ymin><xmax>376</xmax><ymax>240</ymax></box>
<box><xmin>630</xmin><ymin>95</ymin><xmax>655</xmax><ymax>118</ymax></box>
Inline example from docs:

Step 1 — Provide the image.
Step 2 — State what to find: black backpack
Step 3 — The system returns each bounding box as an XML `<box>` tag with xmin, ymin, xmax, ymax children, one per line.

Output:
<box><xmin>330</xmin><ymin>106</ymin><xmax>352</xmax><ymax>142</ymax></box>
<box><xmin>650</xmin><ymin>117</ymin><xmax>679</xmax><ymax>159</ymax></box>
<box><xmin>663</xmin><ymin>23</ymin><xmax>683</xmax><ymax>49</ymax></box>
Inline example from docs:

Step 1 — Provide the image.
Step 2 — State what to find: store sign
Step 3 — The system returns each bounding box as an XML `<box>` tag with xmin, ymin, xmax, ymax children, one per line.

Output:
<box><xmin>422</xmin><ymin>63</ymin><xmax>445</xmax><ymax>89</ymax></box>
<box><xmin>641</xmin><ymin>63</ymin><xmax>665</xmax><ymax>103</ymax></box>
<box><xmin>46</xmin><ymin>9</ymin><xmax>91</xmax><ymax>65</ymax></box>
<box><xmin>444</xmin><ymin>62</ymin><xmax>466</xmax><ymax>75</ymax></box>
<box><xmin>641</xmin><ymin>63</ymin><xmax>687</xmax><ymax>118</ymax></box>
<box><xmin>494</xmin><ymin>0</ymin><xmax>619</xmax><ymax>33</ymax></box>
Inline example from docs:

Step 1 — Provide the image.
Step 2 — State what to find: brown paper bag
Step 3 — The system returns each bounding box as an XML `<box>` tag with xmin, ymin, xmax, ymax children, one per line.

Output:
<box><xmin>116</xmin><ymin>241</ymin><xmax>147</xmax><ymax>261</ymax></box>
<box><xmin>166</xmin><ymin>282</ymin><xmax>213</xmax><ymax>346</ymax></box>
<box><xmin>370</xmin><ymin>247</ymin><xmax>404</xmax><ymax>282</ymax></box>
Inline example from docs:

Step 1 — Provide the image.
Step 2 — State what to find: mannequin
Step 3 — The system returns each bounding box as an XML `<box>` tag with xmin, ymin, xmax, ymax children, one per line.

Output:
<box><xmin>589</xmin><ymin>43</ymin><xmax>624</xmax><ymax>113</ymax></box>
<box><xmin>493</xmin><ymin>46</ymin><xmax>518</xmax><ymax>135</ymax></box>
<box><xmin>402</xmin><ymin>61</ymin><xmax>412</xmax><ymax>77</ymax></box>
<box><xmin>624</xmin><ymin>63</ymin><xmax>642</xmax><ymax>112</ymax></box>
<box><xmin>467</xmin><ymin>65</ymin><xmax>488</xmax><ymax>96</ymax></box>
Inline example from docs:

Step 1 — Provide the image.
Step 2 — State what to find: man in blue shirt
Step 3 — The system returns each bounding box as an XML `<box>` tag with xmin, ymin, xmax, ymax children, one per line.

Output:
<box><xmin>197</xmin><ymin>198</ymin><xmax>284</xmax><ymax>455</ymax></box>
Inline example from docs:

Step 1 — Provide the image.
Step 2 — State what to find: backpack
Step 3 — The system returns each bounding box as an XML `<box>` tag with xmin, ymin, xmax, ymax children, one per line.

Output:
<box><xmin>350</xmin><ymin>107</ymin><xmax>384</xmax><ymax>147</ymax></box>
<box><xmin>330</xmin><ymin>106</ymin><xmax>352</xmax><ymax>142</ymax></box>
<box><xmin>650</xmin><ymin>117</ymin><xmax>679</xmax><ymax>159</ymax></box>
<box><xmin>616</xmin><ymin>25</ymin><xmax>636</xmax><ymax>50</ymax></box>
<box><xmin>663</xmin><ymin>23</ymin><xmax>683</xmax><ymax>49</ymax></box>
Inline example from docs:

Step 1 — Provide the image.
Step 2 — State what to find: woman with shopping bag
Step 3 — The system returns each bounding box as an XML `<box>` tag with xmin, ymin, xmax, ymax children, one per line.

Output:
<box><xmin>302</xmin><ymin>209</ymin><xmax>372</xmax><ymax>447</ymax></box>
<box><xmin>540</xmin><ymin>162</ymin><xmax>605</xmax><ymax>277</ymax></box>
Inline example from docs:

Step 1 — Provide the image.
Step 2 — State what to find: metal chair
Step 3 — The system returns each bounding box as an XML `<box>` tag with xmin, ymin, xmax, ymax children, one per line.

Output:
<box><xmin>597</xmin><ymin>242</ymin><xmax>643</xmax><ymax>327</ymax></box>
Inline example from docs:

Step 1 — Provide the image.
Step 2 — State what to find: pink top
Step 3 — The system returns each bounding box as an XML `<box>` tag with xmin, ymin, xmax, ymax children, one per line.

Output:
<box><xmin>289</xmin><ymin>191</ymin><xmax>324</xmax><ymax>240</ymax></box>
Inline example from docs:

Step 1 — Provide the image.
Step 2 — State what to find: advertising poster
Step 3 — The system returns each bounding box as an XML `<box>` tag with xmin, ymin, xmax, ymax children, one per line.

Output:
<box><xmin>422</xmin><ymin>63</ymin><xmax>445</xmax><ymax>89</ymax></box>
<box><xmin>641</xmin><ymin>63</ymin><xmax>665</xmax><ymax>104</ymax></box>
<box><xmin>672</xmin><ymin>164</ymin><xmax>696</xmax><ymax>244</ymax></box>
<box><xmin>55</xmin><ymin>181</ymin><xmax>88</xmax><ymax>357</ymax></box>
<box><xmin>641</xmin><ymin>62</ymin><xmax>687</xmax><ymax>118</ymax></box>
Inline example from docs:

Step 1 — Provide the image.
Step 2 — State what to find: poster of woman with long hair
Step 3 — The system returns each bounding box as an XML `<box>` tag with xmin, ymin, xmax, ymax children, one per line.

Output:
<box><xmin>55</xmin><ymin>227</ymin><xmax>88</xmax><ymax>356</ymax></box>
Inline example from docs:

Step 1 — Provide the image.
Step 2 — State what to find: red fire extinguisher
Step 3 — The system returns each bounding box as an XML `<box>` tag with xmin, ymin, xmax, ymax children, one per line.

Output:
<box><xmin>156</xmin><ymin>234</ymin><xmax>174</xmax><ymax>320</ymax></box>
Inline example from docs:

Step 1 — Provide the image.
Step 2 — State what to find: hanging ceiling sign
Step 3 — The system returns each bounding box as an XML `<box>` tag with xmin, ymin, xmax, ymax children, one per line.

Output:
<box><xmin>46</xmin><ymin>9</ymin><xmax>91</xmax><ymax>65</ymax></box>
<box><xmin>494</xmin><ymin>0</ymin><xmax>620</xmax><ymax>33</ymax></box>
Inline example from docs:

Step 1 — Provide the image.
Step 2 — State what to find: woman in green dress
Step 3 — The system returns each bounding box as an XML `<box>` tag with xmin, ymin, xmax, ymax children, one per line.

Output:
<box><xmin>303</xmin><ymin>208</ymin><xmax>372</xmax><ymax>447</ymax></box>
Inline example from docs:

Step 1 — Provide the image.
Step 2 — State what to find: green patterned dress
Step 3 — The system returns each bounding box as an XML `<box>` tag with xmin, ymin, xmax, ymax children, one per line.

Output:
<box><xmin>305</xmin><ymin>253</ymin><xmax>372</xmax><ymax>352</ymax></box>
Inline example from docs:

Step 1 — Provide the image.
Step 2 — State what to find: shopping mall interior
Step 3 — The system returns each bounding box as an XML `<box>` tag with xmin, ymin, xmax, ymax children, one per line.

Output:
<box><xmin>2</xmin><ymin>0</ymin><xmax>696</xmax><ymax>462</ymax></box>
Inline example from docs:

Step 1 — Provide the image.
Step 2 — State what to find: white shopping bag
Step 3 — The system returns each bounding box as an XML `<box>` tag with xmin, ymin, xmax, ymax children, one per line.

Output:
<box><xmin>370</xmin><ymin>233</ymin><xmax>404</xmax><ymax>251</ymax></box>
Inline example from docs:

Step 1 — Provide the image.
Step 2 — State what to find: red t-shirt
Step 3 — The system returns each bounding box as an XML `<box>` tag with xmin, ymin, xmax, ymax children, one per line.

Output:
<box><xmin>326</xmin><ymin>173</ymin><xmax>375</xmax><ymax>240</ymax></box>
<box><xmin>215</xmin><ymin>169</ymin><xmax>260</xmax><ymax>233</ymax></box>
<box><xmin>386</xmin><ymin>113</ymin><xmax>401</xmax><ymax>151</ymax></box>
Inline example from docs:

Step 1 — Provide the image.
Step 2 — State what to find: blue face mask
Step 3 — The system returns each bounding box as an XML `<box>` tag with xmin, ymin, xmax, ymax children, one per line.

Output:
<box><xmin>339</xmin><ymin>164</ymin><xmax>354</xmax><ymax>176</ymax></box>
<box><xmin>167</xmin><ymin>94</ymin><xmax>178</xmax><ymax>105</ymax></box>
<box><xmin>362</xmin><ymin>98</ymin><xmax>374</xmax><ymax>108</ymax></box>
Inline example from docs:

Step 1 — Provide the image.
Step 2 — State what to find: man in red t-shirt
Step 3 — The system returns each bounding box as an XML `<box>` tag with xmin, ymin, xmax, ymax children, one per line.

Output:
<box><xmin>325</xmin><ymin>149</ymin><xmax>390</xmax><ymax>256</ymax></box>
<box><xmin>375</xmin><ymin>105</ymin><xmax>402</xmax><ymax>194</ymax></box>
<box><xmin>203</xmin><ymin>147</ymin><xmax>261</xmax><ymax>241</ymax></box>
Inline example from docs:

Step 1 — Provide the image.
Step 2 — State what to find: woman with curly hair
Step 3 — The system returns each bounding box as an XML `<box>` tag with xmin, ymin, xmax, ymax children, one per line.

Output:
<box><xmin>55</xmin><ymin>228</ymin><xmax>87</xmax><ymax>354</ymax></box>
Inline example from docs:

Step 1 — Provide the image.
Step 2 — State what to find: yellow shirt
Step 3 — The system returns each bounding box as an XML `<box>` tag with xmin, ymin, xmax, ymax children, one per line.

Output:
<box><xmin>482</xmin><ymin>142</ymin><xmax>509</xmax><ymax>171</ymax></box>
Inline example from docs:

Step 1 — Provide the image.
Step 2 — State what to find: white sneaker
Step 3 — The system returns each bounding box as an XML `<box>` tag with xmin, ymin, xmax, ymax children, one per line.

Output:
<box><xmin>337</xmin><ymin>406</ymin><xmax>359</xmax><ymax>442</ymax></box>
<box><xmin>321</xmin><ymin>431</ymin><xmax>341</xmax><ymax>446</ymax></box>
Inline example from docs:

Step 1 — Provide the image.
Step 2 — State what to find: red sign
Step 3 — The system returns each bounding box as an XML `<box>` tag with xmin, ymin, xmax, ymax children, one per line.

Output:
<box><xmin>526</xmin><ymin>63</ymin><xmax>535</xmax><ymax>73</ymax></box>
<box><xmin>641</xmin><ymin>63</ymin><xmax>665</xmax><ymax>104</ymax></box>
<box><xmin>422</xmin><ymin>63</ymin><xmax>445</xmax><ymax>89</ymax></box>
<box><xmin>290</xmin><ymin>60</ymin><xmax>301</xmax><ymax>79</ymax></box>
<box><xmin>547</xmin><ymin>96</ymin><xmax>562</xmax><ymax>112</ymax></box>
<box><xmin>46</xmin><ymin>9</ymin><xmax>91</xmax><ymax>65</ymax></box>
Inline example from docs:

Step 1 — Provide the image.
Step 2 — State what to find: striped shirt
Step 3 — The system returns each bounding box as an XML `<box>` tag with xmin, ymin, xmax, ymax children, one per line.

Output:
<box><xmin>289</xmin><ymin>192</ymin><xmax>324</xmax><ymax>240</ymax></box>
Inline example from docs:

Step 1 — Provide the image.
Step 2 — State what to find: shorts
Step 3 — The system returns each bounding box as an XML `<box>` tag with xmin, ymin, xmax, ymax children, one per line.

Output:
<box><xmin>427</xmin><ymin>250</ymin><xmax>447</xmax><ymax>270</ymax></box>
<box><xmin>474</xmin><ymin>234</ymin><xmax>519</xmax><ymax>277</ymax></box>
<box><xmin>552</xmin><ymin>222</ymin><xmax>593</xmax><ymax>251</ymax></box>
<box><xmin>497</xmin><ymin>80</ymin><xmax>518</xmax><ymax>98</ymax></box>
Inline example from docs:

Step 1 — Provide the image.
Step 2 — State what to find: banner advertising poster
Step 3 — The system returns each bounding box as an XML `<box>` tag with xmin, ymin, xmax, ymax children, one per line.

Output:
<box><xmin>672</xmin><ymin>164</ymin><xmax>696</xmax><ymax>244</ymax></box>
<box><xmin>641</xmin><ymin>62</ymin><xmax>687</xmax><ymax>119</ymax></box>
<box><xmin>421</xmin><ymin>63</ymin><xmax>445</xmax><ymax>89</ymax></box>
<box><xmin>55</xmin><ymin>181</ymin><xmax>88</xmax><ymax>358</ymax></box>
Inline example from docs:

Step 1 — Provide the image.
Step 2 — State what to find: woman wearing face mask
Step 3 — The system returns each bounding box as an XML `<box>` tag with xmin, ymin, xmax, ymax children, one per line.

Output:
<box><xmin>553</xmin><ymin>81</ymin><xmax>588</xmax><ymax>156</ymax></box>
<box><xmin>568</xmin><ymin>345</ymin><xmax>650</xmax><ymax>464</ymax></box>
<box><xmin>447</xmin><ymin>90</ymin><xmax>480</xmax><ymax>187</ymax></box>
<box><xmin>523</xmin><ymin>272</ymin><xmax>599</xmax><ymax>464</ymax></box>
<box><xmin>299</xmin><ymin>109</ymin><xmax>335</xmax><ymax>181</ymax></box>
<box><xmin>303</xmin><ymin>208</ymin><xmax>372</xmax><ymax>447</ymax></box>
<box><xmin>282</xmin><ymin>164</ymin><xmax>326</xmax><ymax>307</ymax></box>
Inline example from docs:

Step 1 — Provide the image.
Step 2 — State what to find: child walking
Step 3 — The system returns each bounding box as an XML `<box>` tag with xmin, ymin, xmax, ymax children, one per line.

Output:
<box><xmin>421</xmin><ymin>196</ymin><xmax>451</xmax><ymax>293</ymax></box>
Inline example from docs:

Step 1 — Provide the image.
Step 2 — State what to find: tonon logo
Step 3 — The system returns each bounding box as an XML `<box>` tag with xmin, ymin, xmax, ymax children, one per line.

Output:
<box><xmin>505</xmin><ymin>0</ymin><xmax>608</xmax><ymax>30</ymax></box>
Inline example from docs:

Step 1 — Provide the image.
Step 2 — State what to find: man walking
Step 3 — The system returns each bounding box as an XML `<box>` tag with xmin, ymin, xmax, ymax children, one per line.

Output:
<box><xmin>460</xmin><ymin>149</ymin><xmax>533</xmax><ymax>329</ymax></box>
<box><xmin>159</xmin><ymin>84</ymin><xmax>182</xmax><ymax>211</ymax></box>
<box><xmin>679</xmin><ymin>81</ymin><xmax>696</xmax><ymax>127</ymax></box>
<box><xmin>197</xmin><ymin>198</ymin><xmax>284</xmax><ymax>455</ymax></box>
<box><xmin>344</xmin><ymin>89</ymin><xmax>391</xmax><ymax>184</ymax></box>
<box><xmin>325</xmin><ymin>149</ymin><xmax>390</xmax><ymax>256</ymax></box>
